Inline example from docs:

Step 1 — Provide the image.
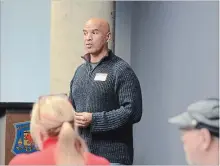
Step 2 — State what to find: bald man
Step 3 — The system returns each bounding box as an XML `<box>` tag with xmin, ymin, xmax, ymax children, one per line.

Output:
<box><xmin>69</xmin><ymin>18</ymin><xmax>143</xmax><ymax>165</ymax></box>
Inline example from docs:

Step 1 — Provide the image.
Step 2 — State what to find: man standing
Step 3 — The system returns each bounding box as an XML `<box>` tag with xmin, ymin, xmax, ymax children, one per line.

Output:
<box><xmin>168</xmin><ymin>98</ymin><xmax>219</xmax><ymax>165</ymax></box>
<box><xmin>69</xmin><ymin>18</ymin><xmax>142</xmax><ymax>165</ymax></box>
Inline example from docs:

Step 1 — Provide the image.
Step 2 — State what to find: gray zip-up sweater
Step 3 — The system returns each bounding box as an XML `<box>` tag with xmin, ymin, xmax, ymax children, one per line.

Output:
<box><xmin>69</xmin><ymin>50</ymin><xmax>142</xmax><ymax>165</ymax></box>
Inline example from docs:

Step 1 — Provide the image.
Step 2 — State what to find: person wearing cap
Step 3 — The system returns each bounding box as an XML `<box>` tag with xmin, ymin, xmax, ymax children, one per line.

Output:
<box><xmin>9</xmin><ymin>95</ymin><xmax>110</xmax><ymax>165</ymax></box>
<box><xmin>168</xmin><ymin>98</ymin><xmax>219</xmax><ymax>165</ymax></box>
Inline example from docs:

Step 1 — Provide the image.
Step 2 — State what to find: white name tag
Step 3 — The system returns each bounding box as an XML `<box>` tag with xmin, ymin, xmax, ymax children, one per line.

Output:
<box><xmin>94</xmin><ymin>73</ymin><xmax>108</xmax><ymax>81</ymax></box>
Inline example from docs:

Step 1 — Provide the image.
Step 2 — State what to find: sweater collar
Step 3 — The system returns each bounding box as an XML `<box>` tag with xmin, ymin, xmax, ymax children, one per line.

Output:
<box><xmin>81</xmin><ymin>49</ymin><xmax>114</xmax><ymax>63</ymax></box>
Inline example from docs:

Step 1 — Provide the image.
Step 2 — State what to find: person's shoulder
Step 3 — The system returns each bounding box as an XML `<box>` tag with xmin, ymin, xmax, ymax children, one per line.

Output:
<box><xmin>9</xmin><ymin>150</ymin><xmax>47</xmax><ymax>165</ymax></box>
<box><xmin>85</xmin><ymin>152</ymin><xmax>110</xmax><ymax>165</ymax></box>
<box><xmin>70</xmin><ymin>63</ymin><xmax>86</xmax><ymax>81</ymax></box>
<box><xmin>112</xmin><ymin>55</ymin><xmax>137</xmax><ymax>76</ymax></box>
<box><xmin>112</xmin><ymin>54</ymin><xmax>131</xmax><ymax>68</ymax></box>
<box><xmin>76</xmin><ymin>63</ymin><xmax>86</xmax><ymax>72</ymax></box>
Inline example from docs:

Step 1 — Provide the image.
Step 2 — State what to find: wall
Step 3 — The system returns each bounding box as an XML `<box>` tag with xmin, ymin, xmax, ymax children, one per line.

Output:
<box><xmin>0</xmin><ymin>1</ymin><xmax>1</xmax><ymax>102</ymax></box>
<box><xmin>0</xmin><ymin>0</ymin><xmax>51</xmax><ymax>164</ymax></box>
<box><xmin>115</xmin><ymin>1</ymin><xmax>219</xmax><ymax>165</ymax></box>
<box><xmin>0</xmin><ymin>0</ymin><xmax>51</xmax><ymax>102</ymax></box>
<box><xmin>115</xmin><ymin>1</ymin><xmax>132</xmax><ymax>64</ymax></box>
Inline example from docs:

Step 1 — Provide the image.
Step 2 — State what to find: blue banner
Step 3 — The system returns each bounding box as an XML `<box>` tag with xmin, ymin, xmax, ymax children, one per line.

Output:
<box><xmin>11</xmin><ymin>121</ymin><xmax>38</xmax><ymax>155</ymax></box>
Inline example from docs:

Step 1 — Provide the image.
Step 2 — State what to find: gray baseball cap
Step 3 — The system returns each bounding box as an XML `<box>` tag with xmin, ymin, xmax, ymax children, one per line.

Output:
<box><xmin>168</xmin><ymin>98</ymin><xmax>219</xmax><ymax>137</ymax></box>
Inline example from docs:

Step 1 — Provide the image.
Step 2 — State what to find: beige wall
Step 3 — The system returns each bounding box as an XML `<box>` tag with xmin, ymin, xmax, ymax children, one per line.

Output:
<box><xmin>50</xmin><ymin>0</ymin><xmax>115</xmax><ymax>94</ymax></box>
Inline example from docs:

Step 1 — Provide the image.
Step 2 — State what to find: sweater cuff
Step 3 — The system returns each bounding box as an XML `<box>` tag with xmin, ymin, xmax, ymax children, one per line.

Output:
<box><xmin>90</xmin><ymin>112</ymin><xmax>99</xmax><ymax>132</ymax></box>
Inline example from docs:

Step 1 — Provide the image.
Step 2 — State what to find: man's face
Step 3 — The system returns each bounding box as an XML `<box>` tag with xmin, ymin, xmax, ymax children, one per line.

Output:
<box><xmin>181</xmin><ymin>129</ymin><xmax>206</xmax><ymax>165</ymax></box>
<box><xmin>83</xmin><ymin>21</ymin><xmax>110</xmax><ymax>55</ymax></box>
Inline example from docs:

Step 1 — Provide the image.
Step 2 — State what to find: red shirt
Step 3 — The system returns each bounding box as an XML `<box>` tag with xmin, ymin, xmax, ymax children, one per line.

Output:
<box><xmin>9</xmin><ymin>137</ymin><xmax>110</xmax><ymax>165</ymax></box>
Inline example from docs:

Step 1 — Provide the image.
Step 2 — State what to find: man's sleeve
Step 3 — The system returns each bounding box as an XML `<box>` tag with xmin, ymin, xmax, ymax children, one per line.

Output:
<box><xmin>69</xmin><ymin>65</ymin><xmax>82</xmax><ymax>110</ymax></box>
<box><xmin>69</xmin><ymin>78</ymin><xmax>76</xmax><ymax>109</ymax></box>
<box><xmin>90</xmin><ymin>65</ymin><xmax>143</xmax><ymax>133</ymax></box>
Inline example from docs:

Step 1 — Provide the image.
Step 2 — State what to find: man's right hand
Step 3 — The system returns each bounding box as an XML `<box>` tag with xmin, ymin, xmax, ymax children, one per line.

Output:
<box><xmin>75</xmin><ymin>112</ymin><xmax>92</xmax><ymax>128</ymax></box>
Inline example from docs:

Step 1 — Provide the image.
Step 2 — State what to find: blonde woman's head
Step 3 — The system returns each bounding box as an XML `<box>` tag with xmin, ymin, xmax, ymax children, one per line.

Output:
<box><xmin>30</xmin><ymin>95</ymin><xmax>87</xmax><ymax>166</ymax></box>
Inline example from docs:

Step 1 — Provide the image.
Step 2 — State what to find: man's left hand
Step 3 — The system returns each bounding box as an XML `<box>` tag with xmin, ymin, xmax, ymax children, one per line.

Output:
<box><xmin>75</xmin><ymin>112</ymin><xmax>92</xmax><ymax>128</ymax></box>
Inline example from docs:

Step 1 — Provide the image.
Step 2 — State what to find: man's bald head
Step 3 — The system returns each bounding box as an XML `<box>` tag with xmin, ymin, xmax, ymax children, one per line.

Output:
<box><xmin>83</xmin><ymin>18</ymin><xmax>111</xmax><ymax>56</ymax></box>
<box><xmin>84</xmin><ymin>18</ymin><xmax>110</xmax><ymax>34</ymax></box>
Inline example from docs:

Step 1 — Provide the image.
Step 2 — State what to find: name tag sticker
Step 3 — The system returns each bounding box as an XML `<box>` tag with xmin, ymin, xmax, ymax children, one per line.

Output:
<box><xmin>94</xmin><ymin>73</ymin><xmax>108</xmax><ymax>81</ymax></box>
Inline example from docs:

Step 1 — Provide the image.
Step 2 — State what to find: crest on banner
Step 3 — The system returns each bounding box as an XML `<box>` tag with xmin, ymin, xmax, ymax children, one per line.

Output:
<box><xmin>11</xmin><ymin>121</ymin><xmax>38</xmax><ymax>155</ymax></box>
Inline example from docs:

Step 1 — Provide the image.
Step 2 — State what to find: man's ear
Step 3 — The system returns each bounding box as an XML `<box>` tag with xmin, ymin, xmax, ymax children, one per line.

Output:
<box><xmin>199</xmin><ymin>128</ymin><xmax>211</xmax><ymax>151</ymax></box>
<box><xmin>106</xmin><ymin>32</ymin><xmax>111</xmax><ymax>42</ymax></box>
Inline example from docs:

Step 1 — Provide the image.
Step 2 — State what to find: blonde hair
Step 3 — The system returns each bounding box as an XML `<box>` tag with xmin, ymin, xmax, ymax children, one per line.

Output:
<box><xmin>30</xmin><ymin>95</ymin><xmax>87</xmax><ymax>166</ymax></box>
